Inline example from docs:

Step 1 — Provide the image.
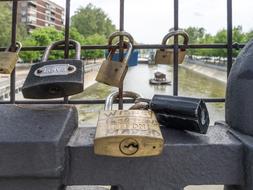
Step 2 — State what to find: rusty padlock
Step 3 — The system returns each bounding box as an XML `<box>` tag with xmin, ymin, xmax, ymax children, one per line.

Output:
<box><xmin>94</xmin><ymin>91</ymin><xmax>164</xmax><ymax>157</ymax></box>
<box><xmin>22</xmin><ymin>40</ymin><xmax>84</xmax><ymax>99</ymax></box>
<box><xmin>155</xmin><ymin>30</ymin><xmax>189</xmax><ymax>65</ymax></box>
<box><xmin>0</xmin><ymin>42</ymin><xmax>22</xmax><ymax>74</ymax></box>
<box><xmin>95</xmin><ymin>31</ymin><xmax>134</xmax><ymax>87</ymax></box>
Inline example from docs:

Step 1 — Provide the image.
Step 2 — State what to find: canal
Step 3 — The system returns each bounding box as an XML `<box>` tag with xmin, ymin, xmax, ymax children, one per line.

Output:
<box><xmin>72</xmin><ymin>63</ymin><xmax>226</xmax><ymax>126</ymax></box>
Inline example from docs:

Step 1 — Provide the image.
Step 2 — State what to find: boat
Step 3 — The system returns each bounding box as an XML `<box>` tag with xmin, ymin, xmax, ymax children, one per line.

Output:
<box><xmin>149</xmin><ymin>72</ymin><xmax>171</xmax><ymax>85</ymax></box>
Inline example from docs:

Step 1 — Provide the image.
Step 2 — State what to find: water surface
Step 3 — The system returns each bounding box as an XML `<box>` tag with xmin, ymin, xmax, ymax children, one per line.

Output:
<box><xmin>73</xmin><ymin>64</ymin><xmax>226</xmax><ymax>125</ymax></box>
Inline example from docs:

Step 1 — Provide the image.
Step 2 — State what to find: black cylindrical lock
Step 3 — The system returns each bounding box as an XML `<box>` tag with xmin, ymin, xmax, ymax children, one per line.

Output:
<box><xmin>150</xmin><ymin>95</ymin><xmax>210</xmax><ymax>134</ymax></box>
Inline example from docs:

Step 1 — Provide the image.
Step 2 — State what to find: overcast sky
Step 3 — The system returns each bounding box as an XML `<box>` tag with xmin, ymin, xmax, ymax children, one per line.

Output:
<box><xmin>54</xmin><ymin>0</ymin><xmax>253</xmax><ymax>43</ymax></box>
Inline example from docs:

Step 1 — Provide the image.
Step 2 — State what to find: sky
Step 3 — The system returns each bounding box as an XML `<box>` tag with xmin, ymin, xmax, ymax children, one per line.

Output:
<box><xmin>54</xmin><ymin>0</ymin><xmax>253</xmax><ymax>44</ymax></box>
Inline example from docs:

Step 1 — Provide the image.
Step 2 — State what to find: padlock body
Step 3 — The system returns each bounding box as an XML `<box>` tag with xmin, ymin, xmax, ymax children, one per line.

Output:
<box><xmin>0</xmin><ymin>52</ymin><xmax>18</xmax><ymax>74</ymax></box>
<box><xmin>150</xmin><ymin>95</ymin><xmax>209</xmax><ymax>134</ymax></box>
<box><xmin>22</xmin><ymin>59</ymin><xmax>84</xmax><ymax>99</ymax></box>
<box><xmin>94</xmin><ymin>110</ymin><xmax>164</xmax><ymax>157</ymax></box>
<box><xmin>96</xmin><ymin>60</ymin><xmax>127</xmax><ymax>87</ymax></box>
<box><xmin>155</xmin><ymin>50</ymin><xmax>186</xmax><ymax>65</ymax></box>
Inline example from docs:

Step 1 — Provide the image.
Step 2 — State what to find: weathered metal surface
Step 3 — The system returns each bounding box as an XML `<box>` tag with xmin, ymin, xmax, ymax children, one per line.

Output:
<box><xmin>96</xmin><ymin>31</ymin><xmax>133</xmax><ymax>88</ymax></box>
<box><xmin>150</xmin><ymin>95</ymin><xmax>210</xmax><ymax>134</ymax></box>
<box><xmin>0</xmin><ymin>104</ymin><xmax>78</xmax><ymax>177</ymax></box>
<box><xmin>95</xmin><ymin>110</ymin><xmax>164</xmax><ymax>157</ymax></box>
<box><xmin>226</xmin><ymin>39</ymin><xmax>253</xmax><ymax>136</ymax></box>
<box><xmin>0</xmin><ymin>42</ymin><xmax>22</xmax><ymax>74</ymax></box>
<box><xmin>155</xmin><ymin>30</ymin><xmax>189</xmax><ymax>65</ymax></box>
<box><xmin>22</xmin><ymin>40</ymin><xmax>84</xmax><ymax>99</ymax></box>
<box><xmin>95</xmin><ymin>91</ymin><xmax>164</xmax><ymax>157</ymax></box>
<box><xmin>66</xmin><ymin>123</ymin><xmax>243</xmax><ymax>190</ymax></box>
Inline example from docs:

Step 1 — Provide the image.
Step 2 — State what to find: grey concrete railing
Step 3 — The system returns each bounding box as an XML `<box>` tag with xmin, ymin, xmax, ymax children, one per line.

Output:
<box><xmin>0</xmin><ymin>105</ymin><xmax>251</xmax><ymax>190</ymax></box>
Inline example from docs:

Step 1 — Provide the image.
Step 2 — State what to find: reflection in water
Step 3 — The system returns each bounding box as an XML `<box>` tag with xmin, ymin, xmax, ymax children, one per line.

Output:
<box><xmin>74</xmin><ymin>64</ymin><xmax>226</xmax><ymax>125</ymax></box>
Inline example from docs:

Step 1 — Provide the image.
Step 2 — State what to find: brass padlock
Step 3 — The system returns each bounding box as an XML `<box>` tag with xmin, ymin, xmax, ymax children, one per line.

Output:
<box><xmin>155</xmin><ymin>30</ymin><xmax>189</xmax><ymax>65</ymax></box>
<box><xmin>22</xmin><ymin>40</ymin><xmax>84</xmax><ymax>99</ymax></box>
<box><xmin>94</xmin><ymin>91</ymin><xmax>164</xmax><ymax>157</ymax></box>
<box><xmin>95</xmin><ymin>31</ymin><xmax>134</xmax><ymax>87</ymax></box>
<box><xmin>0</xmin><ymin>42</ymin><xmax>22</xmax><ymax>74</ymax></box>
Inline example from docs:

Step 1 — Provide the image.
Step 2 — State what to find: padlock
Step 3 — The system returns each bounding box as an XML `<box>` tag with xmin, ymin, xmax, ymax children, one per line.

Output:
<box><xmin>155</xmin><ymin>30</ymin><xmax>189</xmax><ymax>65</ymax></box>
<box><xmin>94</xmin><ymin>91</ymin><xmax>164</xmax><ymax>157</ymax></box>
<box><xmin>22</xmin><ymin>40</ymin><xmax>84</xmax><ymax>99</ymax></box>
<box><xmin>136</xmin><ymin>95</ymin><xmax>210</xmax><ymax>134</ymax></box>
<box><xmin>0</xmin><ymin>42</ymin><xmax>22</xmax><ymax>74</ymax></box>
<box><xmin>95</xmin><ymin>31</ymin><xmax>134</xmax><ymax>87</ymax></box>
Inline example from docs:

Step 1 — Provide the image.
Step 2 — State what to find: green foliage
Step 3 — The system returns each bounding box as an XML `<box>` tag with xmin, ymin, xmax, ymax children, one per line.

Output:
<box><xmin>83</xmin><ymin>34</ymin><xmax>107</xmax><ymax>59</ymax></box>
<box><xmin>19</xmin><ymin>38</ymin><xmax>40</xmax><ymax>63</ymax></box>
<box><xmin>19</xmin><ymin>26</ymin><xmax>107</xmax><ymax>62</ymax></box>
<box><xmin>0</xmin><ymin>3</ymin><xmax>12</xmax><ymax>47</ymax></box>
<box><xmin>70</xmin><ymin>27</ymin><xmax>85</xmax><ymax>43</ymax></box>
<box><xmin>0</xmin><ymin>2</ymin><xmax>27</xmax><ymax>47</ymax></box>
<box><xmin>19</xmin><ymin>27</ymin><xmax>64</xmax><ymax>63</ymax></box>
<box><xmin>246</xmin><ymin>30</ymin><xmax>253</xmax><ymax>41</ymax></box>
<box><xmin>184</xmin><ymin>25</ymin><xmax>252</xmax><ymax>58</ymax></box>
<box><xmin>30</xmin><ymin>27</ymin><xmax>64</xmax><ymax>46</ymax></box>
<box><xmin>184</xmin><ymin>27</ymin><xmax>206</xmax><ymax>56</ymax></box>
<box><xmin>71</xmin><ymin>3</ymin><xmax>116</xmax><ymax>37</ymax></box>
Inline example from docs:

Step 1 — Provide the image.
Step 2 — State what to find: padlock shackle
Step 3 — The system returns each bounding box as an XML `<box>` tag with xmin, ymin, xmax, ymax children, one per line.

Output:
<box><xmin>107</xmin><ymin>31</ymin><xmax>134</xmax><ymax>66</ymax></box>
<box><xmin>6</xmin><ymin>42</ymin><xmax>22</xmax><ymax>54</ymax></box>
<box><xmin>104</xmin><ymin>91</ymin><xmax>142</xmax><ymax>110</ymax></box>
<box><xmin>107</xmin><ymin>41</ymin><xmax>133</xmax><ymax>65</ymax></box>
<box><xmin>161</xmin><ymin>30</ymin><xmax>189</xmax><ymax>51</ymax></box>
<box><xmin>42</xmin><ymin>39</ymin><xmax>81</xmax><ymax>62</ymax></box>
<box><xmin>108</xmin><ymin>31</ymin><xmax>135</xmax><ymax>46</ymax></box>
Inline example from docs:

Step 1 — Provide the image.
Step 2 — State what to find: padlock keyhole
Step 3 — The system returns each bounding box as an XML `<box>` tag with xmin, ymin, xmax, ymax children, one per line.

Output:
<box><xmin>68</xmin><ymin>66</ymin><xmax>74</xmax><ymax>71</ymax></box>
<box><xmin>37</xmin><ymin>69</ymin><xmax>42</xmax><ymax>74</ymax></box>
<box><xmin>120</xmin><ymin>138</ymin><xmax>139</xmax><ymax>155</ymax></box>
<box><xmin>48</xmin><ymin>86</ymin><xmax>60</xmax><ymax>94</ymax></box>
<box><xmin>124</xmin><ymin>142</ymin><xmax>139</xmax><ymax>149</ymax></box>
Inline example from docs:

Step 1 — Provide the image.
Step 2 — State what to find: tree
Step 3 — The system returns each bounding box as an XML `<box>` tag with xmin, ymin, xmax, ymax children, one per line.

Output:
<box><xmin>184</xmin><ymin>27</ymin><xmax>206</xmax><ymax>56</ymax></box>
<box><xmin>83</xmin><ymin>34</ymin><xmax>107</xmax><ymax>59</ymax></box>
<box><xmin>71</xmin><ymin>3</ymin><xmax>116</xmax><ymax>37</ymax></box>
<box><xmin>19</xmin><ymin>27</ymin><xmax>64</xmax><ymax>63</ymax></box>
<box><xmin>246</xmin><ymin>30</ymin><xmax>253</xmax><ymax>41</ymax></box>
<box><xmin>0</xmin><ymin>2</ymin><xmax>28</xmax><ymax>47</ymax></box>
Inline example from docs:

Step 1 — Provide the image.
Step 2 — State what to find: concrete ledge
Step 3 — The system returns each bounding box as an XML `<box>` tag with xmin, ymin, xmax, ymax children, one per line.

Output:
<box><xmin>0</xmin><ymin>104</ymin><xmax>78</xmax><ymax>177</ymax></box>
<box><xmin>66</xmin><ymin>123</ymin><xmax>243</xmax><ymax>190</ymax></box>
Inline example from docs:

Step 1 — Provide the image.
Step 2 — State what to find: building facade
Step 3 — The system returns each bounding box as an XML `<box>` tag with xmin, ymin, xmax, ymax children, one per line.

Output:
<box><xmin>18</xmin><ymin>0</ymin><xmax>64</xmax><ymax>32</ymax></box>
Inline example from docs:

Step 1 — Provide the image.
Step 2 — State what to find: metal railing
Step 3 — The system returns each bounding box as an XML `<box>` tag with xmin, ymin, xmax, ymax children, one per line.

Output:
<box><xmin>0</xmin><ymin>0</ymin><xmax>244</xmax><ymax>105</ymax></box>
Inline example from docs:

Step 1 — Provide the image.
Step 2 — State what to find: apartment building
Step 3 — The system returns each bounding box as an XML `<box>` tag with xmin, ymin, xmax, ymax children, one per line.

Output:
<box><xmin>18</xmin><ymin>0</ymin><xmax>64</xmax><ymax>32</ymax></box>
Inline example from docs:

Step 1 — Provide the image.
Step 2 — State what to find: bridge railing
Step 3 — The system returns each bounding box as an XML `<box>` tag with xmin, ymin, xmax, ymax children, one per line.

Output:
<box><xmin>0</xmin><ymin>0</ymin><xmax>244</xmax><ymax>105</ymax></box>
<box><xmin>0</xmin><ymin>1</ymin><xmax>252</xmax><ymax>190</ymax></box>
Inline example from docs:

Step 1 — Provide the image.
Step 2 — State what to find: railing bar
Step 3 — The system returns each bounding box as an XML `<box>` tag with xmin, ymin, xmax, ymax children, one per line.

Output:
<box><xmin>118</xmin><ymin>0</ymin><xmax>125</xmax><ymax>110</ymax></box>
<box><xmin>227</xmin><ymin>0</ymin><xmax>233</xmax><ymax>77</ymax></box>
<box><xmin>0</xmin><ymin>98</ymin><xmax>225</xmax><ymax>105</ymax></box>
<box><xmin>173</xmin><ymin>0</ymin><xmax>179</xmax><ymax>96</ymax></box>
<box><xmin>10</xmin><ymin>0</ymin><xmax>18</xmax><ymax>104</ymax></box>
<box><xmin>0</xmin><ymin>44</ymin><xmax>245</xmax><ymax>52</ymax></box>
<box><xmin>63</xmin><ymin>0</ymin><xmax>71</xmax><ymax>103</ymax></box>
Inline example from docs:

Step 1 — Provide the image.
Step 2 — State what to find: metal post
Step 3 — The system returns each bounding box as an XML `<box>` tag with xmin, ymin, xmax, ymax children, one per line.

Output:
<box><xmin>118</xmin><ymin>0</ymin><xmax>125</xmax><ymax>110</ymax></box>
<box><xmin>64</xmin><ymin>0</ymin><xmax>71</xmax><ymax>103</ymax></box>
<box><xmin>10</xmin><ymin>0</ymin><xmax>18</xmax><ymax>104</ymax></box>
<box><xmin>173</xmin><ymin>0</ymin><xmax>179</xmax><ymax>96</ymax></box>
<box><xmin>227</xmin><ymin>0</ymin><xmax>233</xmax><ymax>77</ymax></box>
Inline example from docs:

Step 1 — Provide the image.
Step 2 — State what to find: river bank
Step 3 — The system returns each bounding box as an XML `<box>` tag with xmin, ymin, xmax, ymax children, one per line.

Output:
<box><xmin>181</xmin><ymin>58</ymin><xmax>227</xmax><ymax>83</ymax></box>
